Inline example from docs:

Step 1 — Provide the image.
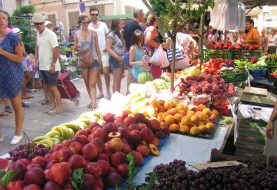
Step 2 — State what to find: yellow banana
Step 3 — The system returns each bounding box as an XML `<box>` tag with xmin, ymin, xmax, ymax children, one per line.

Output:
<box><xmin>32</xmin><ymin>135</ymin><xmax>50</xmax><ymax>142</ymax></box>
<box><xmin>46</xmin><ymin>130</ymin><xmax>61</xmax><ymax>138</ymax></box>
<box><xmin>38</xmin><ymin>138</ymin><xmax>55</xmax><ymax>148</ymax></box>
<box><xmin>67</xmin><ymin>128</ymin><xmax>75</xmax><ymax>138</ymax></box>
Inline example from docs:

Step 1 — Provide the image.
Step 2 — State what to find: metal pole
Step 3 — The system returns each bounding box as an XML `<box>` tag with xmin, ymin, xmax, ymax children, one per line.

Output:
<box><xmin>199</xmin><ymin>13</ymin><xmax>205</xmax><ymax>70</ymax></box>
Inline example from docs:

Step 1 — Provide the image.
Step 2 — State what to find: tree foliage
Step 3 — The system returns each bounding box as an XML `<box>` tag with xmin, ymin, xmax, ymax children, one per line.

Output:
<box><xmin>11</xmin><ymin>5</ymin><xmax>36</xmax><ymax>54</ymax></box>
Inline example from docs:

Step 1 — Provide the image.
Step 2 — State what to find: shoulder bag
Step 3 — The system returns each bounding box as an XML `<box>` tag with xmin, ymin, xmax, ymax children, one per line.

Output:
<box><xmin>78</xmin><ymin>31</ymin><xmax>95</xmax><ymax>67</ymax></box>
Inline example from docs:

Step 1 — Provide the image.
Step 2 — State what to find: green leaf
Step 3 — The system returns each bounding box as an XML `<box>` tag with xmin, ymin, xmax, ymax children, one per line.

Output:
<box><xmin>0</xmin><ymin>170</ymin><xmax>6</xmax><ymax>179</ymax></box>
<box><xmin>0</xmin><ymin>170</ymin><xmax>17</xmax><ymax>187</ymax></box>
<box><xmin>71</xmin><ymin>168</ymin><xmax>84</xmax><ymax>190</ymax></box>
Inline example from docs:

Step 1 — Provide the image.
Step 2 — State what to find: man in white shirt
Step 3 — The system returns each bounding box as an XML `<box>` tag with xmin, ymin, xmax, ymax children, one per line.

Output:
<box><xmin>268</xmin><ymin>29</ymin><xmax>277</xmax><ymax>54</ymax></box>
<box><xmin>89</xmin><ymin>7</ymin><xmax>111</xmax><ymax>99</ymax></box>
<box><xmin>33</xmin><ymin>14</ymin><xmax>62</xmax><ymax>115</ymax></box>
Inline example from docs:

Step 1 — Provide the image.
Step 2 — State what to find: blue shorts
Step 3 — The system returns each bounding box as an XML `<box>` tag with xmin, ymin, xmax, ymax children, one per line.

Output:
<box><xmin>79</xmin><ymin>60</ymin><xmax>99</xmax><ymax>71</ymax></box>
<box><xmin>40</xmin><ymin>70</ymin><xmax>59</xmax><ymax>87</ymax></box>
<box><xmin>110</xmin><ymin>57</ymin><xmax>122</xmax><ymax>70</ymax></box>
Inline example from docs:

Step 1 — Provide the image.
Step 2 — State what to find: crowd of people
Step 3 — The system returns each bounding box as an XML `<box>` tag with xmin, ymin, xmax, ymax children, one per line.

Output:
<box><xmin>0</xmin><ymin>6</ymin><xmax>276</xmax><ymax>145</ymax></box>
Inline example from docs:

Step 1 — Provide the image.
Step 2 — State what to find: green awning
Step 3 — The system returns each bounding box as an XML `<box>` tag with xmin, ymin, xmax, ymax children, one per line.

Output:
<box><xmin>99</xmin><ymin>13</ymin><xmax>133</xmax><ymax>20</ymax></box>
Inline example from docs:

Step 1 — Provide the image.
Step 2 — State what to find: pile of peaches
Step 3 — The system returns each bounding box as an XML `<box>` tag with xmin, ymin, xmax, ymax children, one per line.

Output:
<box><xmin>151</xmin><ymin>99</ymin><xmax>219</xmax><ymax>136</ymax></box>
<box><xmin>3</xmin><ymin>111</ymin><xmax>169</xmax><ymax>190</ymax></box>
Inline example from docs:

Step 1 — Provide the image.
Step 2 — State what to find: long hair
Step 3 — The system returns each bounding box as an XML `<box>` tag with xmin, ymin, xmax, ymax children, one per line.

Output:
<box><xmin>110</xmin><ymin>18</ymin><xmax>124</xmax><ymax>44</ymax></box>
<box><xmin>132</xmin><ymin>29</ymin><xmax>143</xmax><ymax>46</ymax></box>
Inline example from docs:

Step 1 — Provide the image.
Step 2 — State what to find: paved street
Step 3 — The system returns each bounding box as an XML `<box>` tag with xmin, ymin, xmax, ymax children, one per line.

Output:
<box><xmin>0</xmin><ymin>73</ymin><xmax>128</xmax><ymax>156</ymax></box>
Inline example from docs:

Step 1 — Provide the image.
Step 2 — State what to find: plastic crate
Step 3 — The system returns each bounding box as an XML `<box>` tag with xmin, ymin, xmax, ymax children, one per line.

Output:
<box><xmin>203</xmin><ymin>49</ymin><xmax>232</xmax><ymax>61</ymax></box>
<box><xmin>249</xmin><ymin>69</ymin><xmax>267</xmax><ymax>79</ymax></box>
<box><xmin>231</xmin><ymin>49</ymin><xmax>262</xmax><ymax>60</ymax></box>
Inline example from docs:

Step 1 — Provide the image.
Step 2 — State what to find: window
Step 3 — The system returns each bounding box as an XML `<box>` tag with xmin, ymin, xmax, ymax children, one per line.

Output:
<box><xmin>68</xmin><ymin>11</ymin><xmax>79</xmax><ymax>29</ymax></box>
<box><xmin>0</xmin><ymin>0</ymin><xmax>3</xmax><ymax>9</ymax></box>
<box><xmin>47</xmin><ymin>14</ymin><xmax>57</xmax><ymax>26</ymax></box>
<box><xmin>125</xmin><ymin>6</ymin><xmax>133</xmax><ymax>14</ymax></box>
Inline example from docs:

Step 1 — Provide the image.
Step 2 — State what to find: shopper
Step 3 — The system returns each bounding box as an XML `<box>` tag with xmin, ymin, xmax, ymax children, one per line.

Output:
<box><xmin>74</xmin><ymin>14</ymin><xmax>103</xmax><ymax>110</ymax></box>
<box><xmin>33</xmin><ymin>14</ymin><xmax>62</xmax><ymax>115</ymax></box>
<box><xmin>12</xmin><ymin>28</ymin><xmax>33</xmax><ymax>100</ymax></box>
<box><xmin>129</xmin><ymin>29</ymin><xmax>148</xmax><ymax>82</ymax></box>
<box><xmin>0</xmin><ymin>9</ymin><xmax>24</xmax><ymax>144</ymax></box>
<box><xmin>89</xmin><ymin>7</ymin><xmax>110</xmax><ymax>99</ymax></box>
<box><xmin>261</xmin><ymin>29</ymin><xmax>269</xmax><ymax>54</ymax></box>
<box><xmin>267</xmin><ymin>101</ymin><xmax>277</xmax><ymax>139</ymax></box>
<box><xmin>123</xmin><ymin>9</ymin><xmax>144</xmax><ymax>51</ymax></box>
<box><xmin>268</xmin><ymin>29</ymin><xmax>277</xmax><ymax>54</ymax></box>
<box><xmin>144</xmin><ymin>15</ymin><xmax>162</xmax><ymax>79</ymax></box>
<box><xmin>45</xmin><ymin>20</ymin><xmax>54</xmax><ymax>31</ymax></box>
<box><xmin>106</xmin><ymin>19</ymin><xmax>126</xmax><ymax>93</ymax></box>
<box><xmin>244</xmin><ymin>18</ymin><xmax>261</xmax><ymax>48</ymax></box>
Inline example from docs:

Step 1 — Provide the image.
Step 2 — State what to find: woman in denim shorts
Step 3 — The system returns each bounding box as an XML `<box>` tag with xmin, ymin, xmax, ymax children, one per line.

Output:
<box><xmin>106</xmin><ymin>19</ymin><xmax>126</xmax><ymax>93</ymax></box>
<box><xmin>73</xmin><ymin>14</ymin><xmax>103</xmax><ymax>109</ymax></box>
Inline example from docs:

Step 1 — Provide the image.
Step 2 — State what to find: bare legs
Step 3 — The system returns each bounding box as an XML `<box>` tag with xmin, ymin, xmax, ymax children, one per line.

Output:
<box><xmin>41</xmin><ymin>81</ymin><xmax>50</xmax><ymax>104</ymax></box>
<box><xmin>82</xmin><ymin>68</ymin><xmax>99</xmax><ymax>109</ymax></box>
<box><xmin>22</xmin><ymin>71</ymin><xmax>31</xmax><ymax>99</ymax></box>
<box><xmin>103</xmin><ymin>66</ymin><xmax>111</xmax><ymax>97</ymax></box>
<box><xmin>10</xmin><ymin>93</ymin><xmax>24</xmax><ymax>136</ymax></box>
<box><xmin>47</xmin><ymin>85</ymin><xmax>62</xmax><ymax>113</ymax></box>
<box><xmin>112</xmin><ymin>66</ymin><xmax>123</xmax><ymax>93</ymax></box>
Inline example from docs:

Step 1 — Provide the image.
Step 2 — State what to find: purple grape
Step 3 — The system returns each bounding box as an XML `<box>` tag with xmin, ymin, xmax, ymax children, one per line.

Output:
<box><xmin>37</xmin><ymin>144</ymin><xmax>45</xmax><ymax>148</ymax></box>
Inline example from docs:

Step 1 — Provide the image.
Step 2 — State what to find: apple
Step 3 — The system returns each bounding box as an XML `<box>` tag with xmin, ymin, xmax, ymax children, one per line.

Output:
<box><xmin>111</xmin><ymin>151</ymin><xmax>127</xmax><ymax>167</ymax></box>
<box><xmin>61</xmin><ymin>139</ymin><xmax>71</xmax><ymax>147</ymax></box>
<box><xmin>104</xmin><ymin>172</ymin><xmax>122</xmax><ymax>188</ymax></box>
<box><xmin>89</xmin><ymin>137</ymin><xmax>104</xmax><ymax>153</ymax></box>
<box><xmin>45</xmin><ymin>160</ymin><xmax>57</xmax><ymax>170</ymax></box>
<box><xmin>68</xmin><ymin>154</ymin><xmax>86</xmax><ymax>169</ymax></box>
<box><xmin>6</xmin><ymin>180</ymin><xmax>24</xmax><ymax>190</ymax></box>
<box><xmin>123</xmin><ymin>116</ymin><xmax>136</xmax><ymax>127</ymax></box>
<box><xmin>136</xmin><ymin>145</ymin><xmax>150</xmax><ymax>157</ymax></box>
<box><xmin>72</xmin><ymin>135</ymin><xmax>88</xmax><ymax>145</ymax></box>
<box><xmin>24</xmin><ymin>167</ymin><xmax>45</xmax><ymax>186</ymax></box>
<box><xmin>131</xmin><ymin>151</ymin><xmax>143</xmax><ymax>166</ymax></box>
<box><xmin>31</xmin><ymin>156</ymin><xmax>47</xmax><ymax>169</ymax></box>
<box><xmin>102</xmin><ymin>122</ymin><xmax>117</xmax><ymax>133</ymax></box>
<box><xmin>149</xmin><ymin>137</ymin><xmax>160</xmax><ymax>146</ymax></box>
<box><xmin>75</xmin><ymin>129</ymin><xmax>89</xmax><ymax>137</ymax></box>
<box><xmin>122</xmin><ymin>143</ymin><xmax>132</xmax><ymax>154</ymax></box>
<box><xmin>10</xmin><ymin>162</ymin><xmax>26</xmax><ymax>180</ymax></box>
<box><xmin>128</xmin><ymin>124</ymin><xmax>140</xmax><ymax>131</ymax></box>
<box><xmin>82</xmin><ymin>143</ymin><xmax>98</xmax><ymax>161</ymax></box>
<box><xmin>69</xmin><ymin>141</ymin><xmax>83</xmax><ymax>154</ymax></box>
<box><xmin>98</xmin><ymin>153</ymin><xmax>109</xmax><ymax>161</ymax></box>
<box><xmin>117</xmin><ymin>163</ymin><xmax>128</xmax><ymax>178</ymax></box>
<box><xmin>94</xmin><ymin>177</ymin><xmax>104</xmax><ymax>190</ymax></box>
<box><xmin>23</xmin><ymin>184</ymin><xmax>41</xmax><ymax>190</ymax></box>
<box><xmin>140</xmin><ymin>127</ymin><xmax>154</xmax><ymax>142</ymax></box>
<box><xmin>92</xmin><ymin>128</ymin><xmax>107</xmax><ymax>140</ymax></box>
<box><xmin>134</xmin><ymin>113</ymin><xmax>147</xmax><ymax>124</ymax></box>
<box><xmin>117</xmin><ymin>127</ymin><xmax>130</xmax><ymax>140</ymax></box>
<box><xmin>43</xmin><ymin>181</ymin><xmax>62</xmax><ymax>190</ymax></box>
<box><xmin>96</xmin><ymin>160</ymin><xmax>111</xmax><ymax>176</ymax></box>
<box><xmin>48</xmin><ymin>162</ymin><xmax>72</xmax><ymax>186</ymax></box>
<box><xmin>15</xmin><ymin>159</ymin><xmax>29</xmax><ymax>168</ymax></box>
<box><xmin>104</xmin><ymin>142</ymin><xmax>112</xmax><ymax>156</ymax></box>
<box><xmin>109</xmin><ymin>137</ymin><xmax>123</xmax><ymax>152</ymax></box>
<box><xmin>147</xmin><ymin>119</ymin><xmax>161</xmax><ymax>132</ymax></box>
<box><xmin>49</xmin><ymin>144</ymin><xmax>63</xmax><ymax>153</ymax></box>
<box><xmin>82</xmin><ymin>174</ymin><xmax>95</xmax><ymax>190</ymax></box>
<box><xmin>57</xmin><ymin>147</ymin><xmax>73</xmax><ymax>162</ymax></box>
<box><xmin>128</xmin><ymin>130</ymin><xmax>141</xmax><ymax>146</ymax></box>
<box><xmin>103</xmin><ymin>112</ymin><xmax>115</xmax><ymax>122</ymax></box>
<box><xmin>85</xmin><ymin>162</ymin><xmax>102</xmax><ymax>177</ymax></box>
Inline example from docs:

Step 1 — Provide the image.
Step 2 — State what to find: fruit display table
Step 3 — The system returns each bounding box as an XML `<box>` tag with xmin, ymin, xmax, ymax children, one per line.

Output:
<box><xmin>135</xmin><ymin>122</ymin><xmax>233</xmax><ymax>184</ymax></box>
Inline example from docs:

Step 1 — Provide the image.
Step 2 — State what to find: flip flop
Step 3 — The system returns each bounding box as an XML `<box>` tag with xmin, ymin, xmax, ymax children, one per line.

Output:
<box><xmin>96</xmin><ymin>95</ymin><xmax>104</xmax><ymax>99</ymax></box>
<box><xmin>22</xmin><ymin>95</ymin><xmax>34</xmax><ymax>99</ymax></box>
<box><xmin>0</xmin><ymin>112</ymin><xmax>8</xmax><ymax>117</ymax></box>
<box><xmin>41</xmin><ymin>100</ymin><xmax>50</xmax><ymax>105</ymax></box>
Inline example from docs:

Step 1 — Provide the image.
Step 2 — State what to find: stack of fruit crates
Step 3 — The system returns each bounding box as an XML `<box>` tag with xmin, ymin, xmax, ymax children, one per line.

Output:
<box><xmin>231</xmin><ymin>49</ymin><xmax>262</xmax><ymax>60</ymax></box>
<box><xmin>235</xmin><ymin>119</ymin><xmax>266</xmax><ymax>157</ymax></box>
<box><xmin>203</xmin><ymin>49</ymin><xmax>232</xmax><ymax>62</ymax></box>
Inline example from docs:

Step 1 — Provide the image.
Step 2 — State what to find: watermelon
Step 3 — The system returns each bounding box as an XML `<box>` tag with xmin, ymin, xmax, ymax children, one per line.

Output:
<box><xmin>138</xmin><ymin>71</ymin><xmax>153</xmax><ymax>84</ymax></box>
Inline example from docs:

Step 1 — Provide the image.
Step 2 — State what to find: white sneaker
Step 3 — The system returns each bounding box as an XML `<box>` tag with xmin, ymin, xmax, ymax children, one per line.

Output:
<box><xmin>10</xmin><ymin>135</ymin><xmax>22</xmax><ymax>145</ymax></box>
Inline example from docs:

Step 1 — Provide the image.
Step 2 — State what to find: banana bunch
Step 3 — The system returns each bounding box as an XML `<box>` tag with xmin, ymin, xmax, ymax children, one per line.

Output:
<box><xmin>32</xmin><ymin>135</ymin><xmax>60</xmax><ymax>149</ymax></box>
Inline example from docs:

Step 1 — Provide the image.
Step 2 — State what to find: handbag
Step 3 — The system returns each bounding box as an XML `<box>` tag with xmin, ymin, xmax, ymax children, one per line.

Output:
<box><xmin>167</xmin><ymin>47</ymin><xmax>185</xmax><ymax>61</ymax></box>
<box><xmin>78</xmin><ymin>31</ymin><xmax>95</xmax><ymax>67</ymax></box>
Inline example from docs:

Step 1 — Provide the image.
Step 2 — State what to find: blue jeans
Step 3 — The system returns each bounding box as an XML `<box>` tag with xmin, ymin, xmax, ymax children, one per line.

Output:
<box><xmin>109</xmin><ymin>57</ymin><xmax>122</xmax><ymax>70</ymax></box>
<box><xmin>79</xmin><ymin>60</ymin><xmax>99</xmax><ymax>71</ymax></box>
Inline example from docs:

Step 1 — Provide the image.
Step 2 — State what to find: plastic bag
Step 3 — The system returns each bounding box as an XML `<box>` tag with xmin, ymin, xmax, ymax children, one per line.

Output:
<box><xmin>150</xmin><ymin>45</ymin><xmax>169</xmax><ymax>68</ymax></box>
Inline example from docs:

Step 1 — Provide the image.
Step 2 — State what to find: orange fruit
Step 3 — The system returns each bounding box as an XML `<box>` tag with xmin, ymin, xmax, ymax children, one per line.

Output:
<box><xmin>190</xmin><ymin>126</ymin><xmax>201</xmax><ymax>136</ymax></box>
<box><xmin>209</xmin><ymin>114</ymin><xmax>217</xmax><ymax>121</ymax></box>
<box><xmin>167</xmin><ymin>108</ymin><xmax>177</xmax><ymax>115</ymax></box>
<box><xmin>165</xmin><ymin>115</ymin><xmax>175</xmax><ymax>125</ymax></box>
<box><xmin>164</xmin><ymin>100</ymin><xmax>174</xmax><ymax>110</ymax></box>
<box><xmin>169</xmin><ymin>123</ymin><xmax>179</xmax><ymax>132</ymax></box>
<box><xmin>196</xmin><ymin>104</ymin><xmax>206</xmax><ymax>111</ymax></box>
<box><xmin>211</xmin><ymin>109</ymin><xmax>219</xmax><ymax>116</ymax></box>
<box><xmin>199</xmin><ymin>125</ymin><xmax>208</xmax><ymax>133</ymax></box>
<box><xmin>151</xmin><ymin>99</ymin><xmax>159</xmax><ymax>108</ymax></box>
<box><xmin>162</xmin><ymin>112</ymin><xmax>169</xmax><ymax>120</ymax></box>
<box><xmin>202</xmin><ymin>108</ymin><xmax>211</xmax><ymax>116</ymax></box>
<box><xmin>190</xmin><ymin>115</ymin><xmax>199</xmax><ymax>123</ymax></box>
<box><xmin>206</xmin><ymin>122</ymin><xmax>215</xmax><ymax>130</ymax></box>
<box><xmin>173</xmin><ymin>113</ymin><xmax>182</xmax><ymax>123</ymax></box>
<box><xmin>181</xmin><ymin>116</ymin><xmax>189</xmax><ymax>125</ymax></box>
<box><xmin>179</xmin><ymin>124</ymin><xmax>190</xmax><ymax>133</ymax></box>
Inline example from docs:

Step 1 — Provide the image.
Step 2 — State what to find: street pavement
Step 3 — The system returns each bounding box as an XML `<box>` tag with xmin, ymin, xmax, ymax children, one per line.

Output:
<box><xmin>0</xmin><ymin>73</ymin><xmax>128</xmax><ymax>156</ymax></box>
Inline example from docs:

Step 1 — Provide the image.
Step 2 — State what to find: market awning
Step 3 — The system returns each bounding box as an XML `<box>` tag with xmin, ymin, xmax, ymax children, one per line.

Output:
<box><xmin>240</xmin><ymin>0</ymin><xmax>277</xmax><ymax>9</ymax></box>
<box><xmin>99</xmin><ymin>13</ymin><xmax>133</xmax><ymax>21</ymax></box>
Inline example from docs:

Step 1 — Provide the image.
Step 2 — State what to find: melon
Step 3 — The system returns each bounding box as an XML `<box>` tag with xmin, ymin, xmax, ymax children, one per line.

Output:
<box><xmin>138</xmin><ymin>71</ymin><xmax>153</xmax><ymax>84</ymax></box>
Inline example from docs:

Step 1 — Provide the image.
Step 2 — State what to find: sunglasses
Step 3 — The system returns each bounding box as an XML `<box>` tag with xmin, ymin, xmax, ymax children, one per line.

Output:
<box><xmin>34</xmin><ymin>23</ymin><xmax>44</xmax><ymax>26</ymax></box>
<box><xmin>82</xmin><ymin>22</ymin><xmax>90</xmax><ymax>25</ymax></box>
<box><xmin>91</xmin><ymin>14</ymin><xmax>99</xmax><ymax>16</ymax></box>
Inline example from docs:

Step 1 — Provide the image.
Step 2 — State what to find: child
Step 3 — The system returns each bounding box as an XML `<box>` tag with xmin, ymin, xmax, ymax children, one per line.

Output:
<box><xmin>129</xmin><ymin>29</ymin><xmax>148</xmax><ymax>82</ymax></box>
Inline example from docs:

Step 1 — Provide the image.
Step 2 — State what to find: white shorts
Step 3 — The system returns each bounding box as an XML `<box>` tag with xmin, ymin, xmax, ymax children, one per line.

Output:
<box><xmin>101</xmin><ymin>52</ymin><xmax>109</xmax><ymax>68</ymax></box>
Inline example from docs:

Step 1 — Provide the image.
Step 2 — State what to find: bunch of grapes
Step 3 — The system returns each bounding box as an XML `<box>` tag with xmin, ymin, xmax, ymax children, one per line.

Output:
<box><xmin>138</xmin><ymin>159</ymin><xmax>277</xmax><ymax>190</ymax></box>
<box><xmin>9</xmin><ymin>142</ymin><xmax>49</xmax><ymax>161</ymax></box>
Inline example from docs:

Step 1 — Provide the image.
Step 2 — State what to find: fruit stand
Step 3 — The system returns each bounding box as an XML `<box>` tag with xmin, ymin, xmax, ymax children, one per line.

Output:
<box><xmin>0</xmin><ymin>44</ymin><xmax>277</xmax><ymax>189</ymax></box>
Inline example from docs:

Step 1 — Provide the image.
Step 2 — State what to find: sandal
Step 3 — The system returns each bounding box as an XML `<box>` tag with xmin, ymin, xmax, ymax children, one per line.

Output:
<box><xmin>0</xmin><ymin>112</ymin><xmax>8</xmax><ymax>117</ymax></box>
<box><xmin>87</xmin><ymin>104</ymin><xmax>92</xmax><ymax>108</ymax></box>
<box><xmin>96</xmin><ymin>95</ymin><xmax>104</xmax><ymax>99</ymax></box>
<box><xmin>22</xmin><ymin>95</ymin><xmax>33</xmax><ymax>99</ymax></box>
<box><xmin>5</xmin><ymin>106</ymin><xmax>12</xmax><ymax>113</ymax></box>
<box><xmin>41</xmin><ymin>100</ymin><xmax>50</xmax><ymax>105</ymax></box>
